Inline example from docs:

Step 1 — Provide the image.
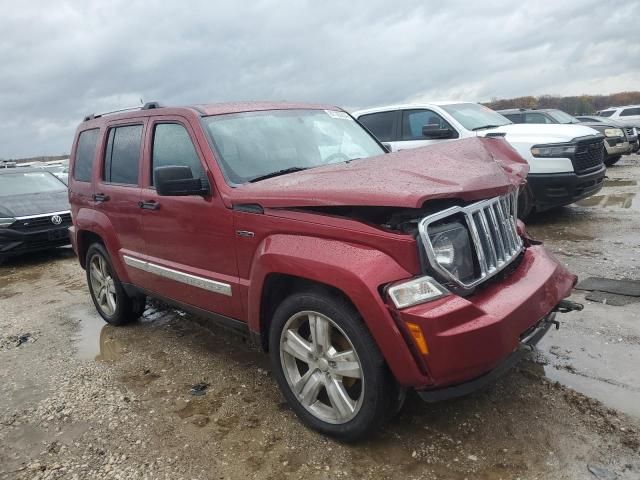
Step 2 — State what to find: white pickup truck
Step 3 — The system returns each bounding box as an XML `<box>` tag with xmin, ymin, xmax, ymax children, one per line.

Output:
<box><xmin>352</xmin><ymin>102</ymin><xmax>606</xmax><ymax>217</ymax></box>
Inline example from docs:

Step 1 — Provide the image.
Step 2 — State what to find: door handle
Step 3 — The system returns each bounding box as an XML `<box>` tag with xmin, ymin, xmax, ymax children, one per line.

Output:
<box><xmin>138</xmin><ymin>200</ymin><xmax>160</xmax><ymax>210</ymax></box>
<box><xmin>93</xmin><ymin>193</ymin><xmax>110</xmax><ymax>202</ymax></box>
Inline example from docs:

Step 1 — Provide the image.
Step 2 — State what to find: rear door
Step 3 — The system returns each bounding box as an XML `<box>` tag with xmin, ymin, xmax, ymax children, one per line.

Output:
<box><xmin>357</xmin><ymin>110</ymin><xmax>399</xmax><ymax>151</ymax></box>
<box><xmin>94</xmin><ymin>119</ymin><xmax>147</xmax><ymax>286</ymax></box>
<box><xmin>137</xmin><ymin>117</ymin><xmax>239</xmax><ymax>319</ymax></box>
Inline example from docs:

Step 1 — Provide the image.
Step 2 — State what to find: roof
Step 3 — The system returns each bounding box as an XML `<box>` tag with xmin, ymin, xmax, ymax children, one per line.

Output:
<box><xmin>82</xmin><ymin>101</ymin><xmax>342</xmax><ymax>124</ymax></box>
<box><xmin>351</xmin><ymin>101</ymin><xmax>470</xmax><ymax>116</ymax></box>
<box><xmin>192</xmin><ymin>101</ymin><xmax>341</xmax><ymax>116</ymax></box>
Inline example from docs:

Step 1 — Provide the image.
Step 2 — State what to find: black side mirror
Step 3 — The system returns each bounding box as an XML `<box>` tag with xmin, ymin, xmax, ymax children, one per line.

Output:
<box><xmin>154</xmin><ymin>166</ymin><xmax>210</xmax><ymax>196</ymax></box>
<box><xmin>381</xmin><ymin>143</ymin><xmax>392</xmax><ymax>153</ymax></box>
<box><xmin>422</xmin><ymin>124</ymin><xmax>454</xmax><ymax>139</ymax></box>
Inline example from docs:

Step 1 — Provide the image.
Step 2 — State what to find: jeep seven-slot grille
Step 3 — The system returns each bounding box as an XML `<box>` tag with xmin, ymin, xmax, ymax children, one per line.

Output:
<box><xmin>572</xmin><ymin>138</ymin><xmax>604</xmax><ymax>174</ymax></box>
<box><xmin>418</xmin><ymin>191</ymin><xmax>523</xmax><ymax>290</ymax></box>
<box><xmin>10</xmin><ymin>212</ymin><xmax>72</xmax><ymax>232</ymax></box>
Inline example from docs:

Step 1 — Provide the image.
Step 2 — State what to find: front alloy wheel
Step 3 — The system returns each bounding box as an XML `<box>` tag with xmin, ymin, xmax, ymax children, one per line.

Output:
<box><xmin>280</xmin><ymin>311</ymin><xmax>364</xmax><ymax>424</ymax></box>
<box><xmin>269</xmin><ymin>290</ymin><xmax>396</xmax><ymax>441</ymax></box>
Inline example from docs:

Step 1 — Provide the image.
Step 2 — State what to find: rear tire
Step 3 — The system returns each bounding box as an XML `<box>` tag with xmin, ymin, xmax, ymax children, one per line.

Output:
<box><xmin>604</xmin><ymin>155</ymin><xmax>622</xmax><ymax>166</ymax></box>
<box><xmin>85</xmin><ymin>243</ymin><xmax>145</xmax><ymax>326</ymax></box>
<box><xmin>269</xmin><ymin>289</ymin><xmax>396</xmax><ymax>441</ymax></box>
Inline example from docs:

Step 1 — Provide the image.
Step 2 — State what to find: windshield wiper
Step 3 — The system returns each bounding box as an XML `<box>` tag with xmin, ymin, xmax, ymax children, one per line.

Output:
<box><xmin>248</xmin><ymin>167</ymin><xmax>309</xmax><ymax>183</ymax></box>
<box><xmin>472</xmin><ymin>124</ymin><xmax>506</xmax><ymax>131</ymax></box>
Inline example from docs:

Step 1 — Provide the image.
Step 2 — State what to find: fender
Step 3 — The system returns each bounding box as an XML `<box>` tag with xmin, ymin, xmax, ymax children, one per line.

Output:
<box><xmin>247</xmin><ymin>234</ymin><xmax>431</xmax><ymax>387</ymax></box>
<box><xmin>74</xmin><ymin>207</ymin><xmax>130</xmax><ymax>282</ymax></box>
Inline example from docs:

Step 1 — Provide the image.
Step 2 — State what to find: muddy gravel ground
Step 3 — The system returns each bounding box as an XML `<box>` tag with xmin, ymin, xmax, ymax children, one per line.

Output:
<box><xmin>1</xmin><ymin>156</ymin><xmax>640</xmax><ymax>480</ymax></box>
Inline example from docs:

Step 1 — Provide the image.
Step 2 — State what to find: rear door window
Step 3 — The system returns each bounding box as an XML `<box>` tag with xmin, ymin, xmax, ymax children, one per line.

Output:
<box><xmin>620</xmin><ymin>108</ymin><xmax>640</xmax><ymax>117</ymax></box>
<box><xmin>73</xmin><ymin>129</ymin><xmax>100</xmax><ymax>182</ymax></box>
<box><xmin>103</xmin><ymin>125</ymin><xmax>143</xmax><ymax>185</ymax></box>
<box><xmin>358</xmin><ymin>111</ymin><xmax>396</xmax><ymax>142</ymax></box>
<box><xmin>524</xmin><ymin>113</ymin><xmax>553</xmax><ymax>124</ymax></box>
<box><xmin>151</xmin><ymin>123</ymin><xmax>205</xmax><ymax>185</ymax></box>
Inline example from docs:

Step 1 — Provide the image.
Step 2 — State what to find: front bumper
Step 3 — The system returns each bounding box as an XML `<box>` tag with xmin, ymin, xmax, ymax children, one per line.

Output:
<box><xmin>394</xmin><ymin>244</ymin><xmax>575</xmax><ymax>390</ymax></box>
<box><xmin>605</xmin><ymin>138</ymin><xmax>631</xmax><ymax>156</ymax></box>
<box><xmin>527</xmin><ymin>165</ymin><xmax>605</xmax><ymax>211</ymax></box>
<box><xmin>417</xmin><ymin>313</ymin><xmax>555</xmax><ymax>402</ymax></box>
<box><xmin>0</xmin><ymin>226</ymin><xmax>71</xmax><ymax>258</ymax></box>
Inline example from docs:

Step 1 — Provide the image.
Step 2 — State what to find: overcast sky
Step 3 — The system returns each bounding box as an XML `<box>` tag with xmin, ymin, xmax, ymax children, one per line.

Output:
<box><xmin>1</xmin><ymin>0</ymin><xmax>639</xmax><ymax>158</ymax></box>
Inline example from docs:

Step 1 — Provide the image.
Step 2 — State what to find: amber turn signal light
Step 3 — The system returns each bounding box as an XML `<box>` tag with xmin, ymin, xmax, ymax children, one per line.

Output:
<box><xmin>406</xmin><ymin>322</ymin><xmax>429</xmax><ymax>355</ymax></box>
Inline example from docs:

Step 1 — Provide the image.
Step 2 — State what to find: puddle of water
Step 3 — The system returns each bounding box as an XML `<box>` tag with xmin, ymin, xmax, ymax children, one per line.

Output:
<box><xmin>603</xmin><ymin>178</ymin><xmax>637</xmax><ymax>187</ymax></box>
<box><xmin>576</xmin><ymin>192</ymin><xmax>638</xmax><ymax>210</ymax></box>
<box><xmin>75</xmin><ymin>313</ymin><xmax>116</xmax><ymax>361</ymax></box>
<box><xmin>543</xmin><ymin>365</ymin><xmax>640</xmax><ymax>418</ymax></box>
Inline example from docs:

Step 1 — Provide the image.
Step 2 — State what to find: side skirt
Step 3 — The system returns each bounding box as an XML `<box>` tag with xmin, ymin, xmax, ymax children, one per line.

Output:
<box><xmin>122</xmin><ymin>283</ymin><xmax>255</xmax><ymax>340</ymax></box>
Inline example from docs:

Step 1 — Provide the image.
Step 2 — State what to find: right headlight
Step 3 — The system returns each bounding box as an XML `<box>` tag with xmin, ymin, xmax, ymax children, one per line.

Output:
<box><xmin>530</xmin><ymin>144</ymin><xmax>576</xmax><ymax>158</ymax></box>
<box><xmin>0</xmin><ymin>217</ymin><xmax>16</xmax><ymax>228</ymax></box>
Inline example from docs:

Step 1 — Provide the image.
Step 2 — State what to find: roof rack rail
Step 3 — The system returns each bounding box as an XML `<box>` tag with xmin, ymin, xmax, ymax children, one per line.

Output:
<box><xmin>83</xmin><ymin>101</ymin><xmax>164</xmax><ymax>122</ymax></box>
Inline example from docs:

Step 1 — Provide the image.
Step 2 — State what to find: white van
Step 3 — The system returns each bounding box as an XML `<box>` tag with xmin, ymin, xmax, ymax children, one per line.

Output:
<box><xmin>353</xmin><ymin>102</ymin><xmax>606</xmax><ymax>217</ymax></box>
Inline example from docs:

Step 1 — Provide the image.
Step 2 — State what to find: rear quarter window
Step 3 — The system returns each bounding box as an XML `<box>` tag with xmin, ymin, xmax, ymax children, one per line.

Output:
<box><xmin>73</xmin><ymin>129</ymin><xmax>100</xmax><ymax>182</ymax></box>
<box><xmin>620</xmin><ymin>108</ymin><xmax>640</xmax><ymax>117</ymax></box>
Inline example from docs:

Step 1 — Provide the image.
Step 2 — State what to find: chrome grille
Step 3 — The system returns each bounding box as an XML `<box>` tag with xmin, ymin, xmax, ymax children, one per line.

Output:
<box><xmin>418</xmin><ymin>191</ymin><xmax>523</xmax><ymax>289</ymax></box>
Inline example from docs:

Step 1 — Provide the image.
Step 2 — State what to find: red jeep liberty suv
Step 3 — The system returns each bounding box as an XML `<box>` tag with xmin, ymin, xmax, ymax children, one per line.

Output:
<box><xmin>68</xmin><ymin>101</ymin><xmax>579</xmax><ymax>440</ymax></box>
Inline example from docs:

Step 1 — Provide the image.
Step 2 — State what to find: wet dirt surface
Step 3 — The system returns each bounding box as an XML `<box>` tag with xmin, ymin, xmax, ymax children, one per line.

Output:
<box><xmin>1</xmin><ymin>156</ymin><xmax>640</xmax><ymax>479</ymax></box>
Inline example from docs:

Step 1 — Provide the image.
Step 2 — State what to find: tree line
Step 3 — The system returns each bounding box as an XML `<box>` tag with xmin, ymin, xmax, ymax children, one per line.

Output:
<box><xmin>483</xmin><ymin>91</ymin><xmax>640</xmax><ymax>115</ymax></box>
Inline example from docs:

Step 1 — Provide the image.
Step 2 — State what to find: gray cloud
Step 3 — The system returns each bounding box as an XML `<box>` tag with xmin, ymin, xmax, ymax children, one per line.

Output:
<box><xmin>1</xmin><ymin>0</ymin><xmax>638</xmax><ymax>158</ymax></box>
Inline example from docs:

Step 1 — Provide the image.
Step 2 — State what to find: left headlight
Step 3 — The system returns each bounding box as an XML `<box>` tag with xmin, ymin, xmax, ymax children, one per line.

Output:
<box><xmin>0</xmin><ymin>217</ymin><xmax>16</xmax><ymax>228</ymax></box>
<box><xmin>427</xmin><ymin>221</ymin><xmax>476</xmax><ymax>283</ymax></box>
<box><xmin>530</xmin><ymin>144</ymin><xmax>576</xmax><ymax>158</ymax></box>
<box><xmin>387</xmin><ymin>276</ymin><xmax>448</xmax><ymax>309</ymax></box>
<box><xmin>604</xmin><ymin>128</ymin><xmax>624</xmax><ymax>138</ymax></box>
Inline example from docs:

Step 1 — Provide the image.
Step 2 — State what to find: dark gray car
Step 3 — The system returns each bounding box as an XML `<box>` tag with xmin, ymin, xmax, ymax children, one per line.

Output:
<box><xmin>0</xmin><ymin>168</ymin><xmax>71</xmax><ymax>262</ymax></box>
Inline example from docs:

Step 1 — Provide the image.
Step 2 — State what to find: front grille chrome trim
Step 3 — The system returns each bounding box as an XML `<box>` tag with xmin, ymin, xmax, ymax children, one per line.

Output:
<box><xmin>418</xmin><ymin>191</ymin><xmax>524</xmax><ymax>290</ymax></box>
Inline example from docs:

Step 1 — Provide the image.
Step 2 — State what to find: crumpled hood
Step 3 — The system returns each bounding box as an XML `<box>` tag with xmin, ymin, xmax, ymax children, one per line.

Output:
<box><xmin>229</xmin><ymin>137</ymin><xmax>529</xmax><ymax>209</ymax></box>
<box><xmin>0</xmin><ymin>190</ymin><xmax>69</xmax><ymax>218</ymax></box>
<box><xmin>484</xmin><ymin>123</ymin><xmax>601</xmax><ymax>144</ymax></box>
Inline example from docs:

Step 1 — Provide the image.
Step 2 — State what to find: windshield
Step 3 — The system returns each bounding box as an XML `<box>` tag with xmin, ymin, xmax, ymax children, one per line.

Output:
<box><xmin>548</xmin><ymin>110</ymin><xmax>579</xmax><ymax>124</ymax></box>
<box><xmin>440</xmin><ymin>103</ymin><xmax>512</xmax><ymax>130</ymax></box>
<box><xmin>203</xmin><ymin>109</ymin><xmax>385</xmax><ymax>184</ymax></box>
<box><xmin>599</xmin><ymin>110</ymin><xmax>615</xmax><ymax>117</ymax></box>
<box><xmin>0</xmin><ymin>171</ymin><xmax>66</xmax><ymax>196</ymax></box>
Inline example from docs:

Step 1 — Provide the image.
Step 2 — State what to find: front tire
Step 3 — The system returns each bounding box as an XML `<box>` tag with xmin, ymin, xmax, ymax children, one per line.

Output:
<box><xmin>86</xmin><ymin>243</ymin><xmax>145</xmax><ymax>325</ymax></box>
<box><xmin>269</xmin><ymin>290</ymin><xmax>396</xmax><ymax>441</ymax></box>
<box><xmin>604</xmin><ymin>154</ymin><xmax>622</xmax><ymax>166</ymax></box>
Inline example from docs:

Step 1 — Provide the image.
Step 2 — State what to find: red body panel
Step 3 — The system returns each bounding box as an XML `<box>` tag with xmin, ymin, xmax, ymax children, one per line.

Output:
<box><xmin>68</xmin><ymin>103</ymin><xmax>575</xmax><ymax>392</ymax></box>
<box><xmin>228</xmin><ymin>137</ymin><xmax>528</xmax><ymax>209</ymax></box>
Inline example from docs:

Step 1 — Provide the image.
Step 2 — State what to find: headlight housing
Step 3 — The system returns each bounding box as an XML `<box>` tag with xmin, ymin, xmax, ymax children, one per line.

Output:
<box><xmin>427</xmin><ymin>221</ymin><xmax>476</xmax><ymax>283</ymax></box>
<box><xmin>604</xmin><ymin>128</ymin><xmax>624</xmax><ymax>138</ymax></box>
<box><xmin>0</xmin><ymin>217</ymin><xmax>16</xmax><ymax>228</ymax></box>
<box><xmin>530</xmin><ymin>144</ymin><xmax>576</xmax><ymax>158</ymax></box>
<box><xmin>387</xmin><ymin>276</ymin><xmax>448</xmax><ymax>309</ymax></box>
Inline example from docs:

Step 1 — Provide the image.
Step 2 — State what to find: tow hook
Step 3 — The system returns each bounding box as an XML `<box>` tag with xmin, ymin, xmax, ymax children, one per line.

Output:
<box><xmin>555</xmin><ymin>299</ymin><xmax>584</xmax><ymax>314</ymax></box>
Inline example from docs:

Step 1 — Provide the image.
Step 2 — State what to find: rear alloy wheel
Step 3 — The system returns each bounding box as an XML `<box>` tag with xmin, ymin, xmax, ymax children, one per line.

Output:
<box><xmin>86</xmin><ymin>243</ymin><xmax>145</xmax><ymax>325</ymax></box>
<box><xmin>269</xmin><ymin>291</ymin><xmax>396</xmax><ymax>441</ymax></box>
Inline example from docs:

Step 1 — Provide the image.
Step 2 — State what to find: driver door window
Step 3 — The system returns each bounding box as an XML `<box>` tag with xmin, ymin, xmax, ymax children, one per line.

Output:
<box><xmin>401</xmin><ymin>109</ymin><xmax>455</xmax><ymax>140</ymax></box>
<box><xmin>151</xmin><ymin>123</ymin><xmax>205</xmax><ymax>184</ymax></box>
